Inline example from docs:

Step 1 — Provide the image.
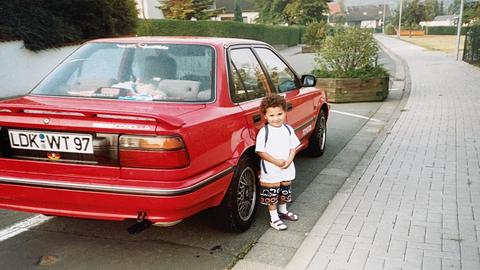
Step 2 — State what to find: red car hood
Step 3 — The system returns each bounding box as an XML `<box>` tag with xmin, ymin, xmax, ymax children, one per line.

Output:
<box><xmin>0</xmin><ymin>96</ymin><xmax>205</xmax><ymax>128</ymax></box>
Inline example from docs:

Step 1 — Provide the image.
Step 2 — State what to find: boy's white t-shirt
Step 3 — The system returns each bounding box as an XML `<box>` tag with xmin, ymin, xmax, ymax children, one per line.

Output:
<box><xmin>255</xmin><ymin>124</ymin><xmax>301</xmax><ymax>183</ymax></box>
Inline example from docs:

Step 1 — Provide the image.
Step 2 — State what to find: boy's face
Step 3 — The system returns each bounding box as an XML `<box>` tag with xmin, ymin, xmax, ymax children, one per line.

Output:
<box><xmin>264</xmin><ymin>106</ymin><xmax>286</xmax><ymax>127</ymax></box>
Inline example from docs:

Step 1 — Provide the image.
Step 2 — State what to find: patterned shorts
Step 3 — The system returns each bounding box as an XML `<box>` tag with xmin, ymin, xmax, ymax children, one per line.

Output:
<box><xmin>259</xmin><ymin>184</ymin><xmax>292</xmax><ymax>205</ymax></box>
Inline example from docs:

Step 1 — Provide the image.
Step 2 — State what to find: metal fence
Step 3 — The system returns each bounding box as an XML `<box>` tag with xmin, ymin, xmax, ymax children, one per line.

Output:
<box><xmin>463</xmin><ymin>25</ymin><xmax>480</xmax><ymax>65</ymax></box>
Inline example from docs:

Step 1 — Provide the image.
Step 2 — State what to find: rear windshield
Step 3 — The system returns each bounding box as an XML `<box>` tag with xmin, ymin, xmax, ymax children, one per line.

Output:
<box><xmin>31</xmin><ymin>43</ymin><xmax>215</xmax><ymax>102</ymax></box>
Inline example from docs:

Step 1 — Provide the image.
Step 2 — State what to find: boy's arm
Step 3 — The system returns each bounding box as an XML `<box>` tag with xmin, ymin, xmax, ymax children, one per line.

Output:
<box><xmin>280</xmin><ymin>148</ymin><xmax>296</xmax><ymax>169</ymax></box>
<box><xmin>257</xmin><ymin>151</ymin><xmax>286</xmax><ymax>167</ymax></box>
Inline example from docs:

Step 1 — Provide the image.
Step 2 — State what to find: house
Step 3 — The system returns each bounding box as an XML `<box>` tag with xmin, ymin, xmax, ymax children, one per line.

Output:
<box><xmin>345</xmin><ymin>5</ymin><xmax>390</xmax><ymax>29</ymax></box>
<box><xmin>214</xmin><ymin>0</ymin><xmax>258</xmax><ymax>23</ymax></box>
<box><xmin>420</xmin><ymin>15</ymin><xmax>457</xmax><ymax>27</ymax></box>
<box><xmin>327</xmin><ymin>2</ymin><xmax>343</xmax><ymax>25</ymax></box>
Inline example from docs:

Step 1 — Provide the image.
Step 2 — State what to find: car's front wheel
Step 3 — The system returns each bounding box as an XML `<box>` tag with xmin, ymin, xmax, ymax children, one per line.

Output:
<box><xmin>216</xmin><ymin>154</ymin><xmax>258</xmax><ymax>232</ymax></box>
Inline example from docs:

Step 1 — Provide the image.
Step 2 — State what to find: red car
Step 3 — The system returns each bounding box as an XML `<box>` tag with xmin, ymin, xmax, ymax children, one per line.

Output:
<box><xmin>0</xmin><ymin>37</ymin><xmax>328</xmax><ymax>232</ymax></box>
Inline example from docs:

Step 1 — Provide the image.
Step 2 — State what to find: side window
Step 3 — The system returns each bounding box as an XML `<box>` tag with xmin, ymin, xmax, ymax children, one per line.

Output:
<box><xmin>229</xmin><ymin>48</ymin><xmax>268</xmax><ymax>103</ymax></box>
<box><xmin>255</xmin><ymin>48</ymin><xmax>298</xmax><ymax>93</ymax></box>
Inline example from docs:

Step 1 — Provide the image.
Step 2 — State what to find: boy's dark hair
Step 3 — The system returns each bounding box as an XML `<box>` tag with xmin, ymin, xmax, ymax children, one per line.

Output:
<box><xmin>260</xmin><ymin>94</ymin><xmax>287</xmax><ymax>115</ymax></box>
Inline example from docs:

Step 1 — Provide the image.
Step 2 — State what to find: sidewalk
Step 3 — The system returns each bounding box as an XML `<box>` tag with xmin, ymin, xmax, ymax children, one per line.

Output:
<box><xmin>287</xmin><ymin>36</ymin><xmax>480</xmax><ymax>269</ymax></box>
<box><xmin>235</xmin><ymin>35</ymin><xmax>480</xmax><ymax>270</ymax></box>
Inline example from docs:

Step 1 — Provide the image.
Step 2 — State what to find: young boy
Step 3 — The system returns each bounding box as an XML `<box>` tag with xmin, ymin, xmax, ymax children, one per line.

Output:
<box><xmin>255</xmin><ymin>94</ymin><xmax>300</xmax><ymax>231</ymax></box>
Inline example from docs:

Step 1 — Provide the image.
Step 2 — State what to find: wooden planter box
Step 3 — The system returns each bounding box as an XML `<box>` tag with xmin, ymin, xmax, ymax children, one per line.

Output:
<box><xmin>397</xmin><ymin>30</ymin><xmax>425</xmax><ymax>36</ymax></box>
<box><xmin>316</xmin><ymin>76</ymin><xmax>389</xmax><ymax>103</ymax></box>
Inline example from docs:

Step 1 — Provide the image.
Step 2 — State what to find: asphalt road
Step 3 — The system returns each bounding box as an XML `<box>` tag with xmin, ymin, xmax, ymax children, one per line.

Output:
<box><xmin>0</xmin><ymin>46</ymin><xmax>395</xmax><ymax>270</ymax></box>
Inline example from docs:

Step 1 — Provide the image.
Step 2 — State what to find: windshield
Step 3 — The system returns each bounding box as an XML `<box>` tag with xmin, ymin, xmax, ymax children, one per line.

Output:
<box><xmin>32</xmin><ymin>43</ymin><xmax>215</xmax><ymax>102</ymax></box>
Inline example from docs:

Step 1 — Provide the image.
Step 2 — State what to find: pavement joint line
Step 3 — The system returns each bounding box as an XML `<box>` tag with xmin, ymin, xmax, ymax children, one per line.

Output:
<box><xmin>0</xmin><ymin>214</ymin><xmax>53</xmax><ymax>242</ymax></box>
<box><xmin>330</xmin><ymin>109</ymin><xmax>382</xmax><ymax>123</ymax></box>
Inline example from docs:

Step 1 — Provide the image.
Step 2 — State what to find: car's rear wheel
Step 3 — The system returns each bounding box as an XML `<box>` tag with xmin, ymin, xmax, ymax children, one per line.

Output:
<box><xmin>216</xmin><ymin>154</ymin><xmax>258</xmax><ymax>232</ymax></box>
<box><xmin>305</xmin><ymin>109</ymin><xmax>327</xmax><ymax>157</ymax></box>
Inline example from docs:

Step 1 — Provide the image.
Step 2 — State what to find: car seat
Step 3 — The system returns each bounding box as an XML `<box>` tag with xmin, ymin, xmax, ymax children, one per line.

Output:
<box><xmin>143</xmin><ymin>54</ymin><xmax>177</xmax><ymax>84</ymax></box>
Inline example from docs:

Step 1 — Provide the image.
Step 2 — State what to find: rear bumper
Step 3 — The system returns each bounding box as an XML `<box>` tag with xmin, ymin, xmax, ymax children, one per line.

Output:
<box><xmin>0</xmin><ymin>167</ymin><xmax>233</xmax><ymax>223</ymax></box>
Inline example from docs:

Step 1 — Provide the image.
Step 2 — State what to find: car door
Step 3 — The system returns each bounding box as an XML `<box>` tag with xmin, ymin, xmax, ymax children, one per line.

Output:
<box><xmin>228</xmin><ymin>46</ymin><xmax>272</xmax><ymax>137</ymax></box>
<box><xmin>253</xmin><ymin>47</ymin><xmax>316</xmax><ymax>141</ymax></box>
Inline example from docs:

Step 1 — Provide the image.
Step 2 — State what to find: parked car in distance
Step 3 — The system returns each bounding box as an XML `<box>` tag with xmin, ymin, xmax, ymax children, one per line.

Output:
<box><xmin>0</xmin><ymin>37</ymin><xmax>329</xmax><ymax>232</ymax></box>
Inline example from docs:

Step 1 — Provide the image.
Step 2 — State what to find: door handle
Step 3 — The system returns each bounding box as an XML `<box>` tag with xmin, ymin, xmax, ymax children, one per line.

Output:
<box><xmin>287</xmin><ymin>103</ymin><xmax>293</xmax><ymax>111</ymax></box>
<box><xmin>252</xmin><ymin>114</ymin><xmax>261</xmax><ymax>123</ymax></box>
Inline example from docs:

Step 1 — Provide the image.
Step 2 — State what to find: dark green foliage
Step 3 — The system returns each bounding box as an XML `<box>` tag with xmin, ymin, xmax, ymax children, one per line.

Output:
<box><xmin>234</xmin><ymin>0</ymin><xmax>243</xmax><ymax>22</ymax></box>
<box><xmin>137</xmin><ymin>20</ymin><xmax>305</xmax><ymax>47</ymax></box>
<box><xmin>0</xmin><ymin>0</ymin><xmax>138</xmax><ymax>51</ymax></box>
<box><xmin>425</xmin><ymin>26</ymin><xmax>469</xmax><ymax>35</ymax></box>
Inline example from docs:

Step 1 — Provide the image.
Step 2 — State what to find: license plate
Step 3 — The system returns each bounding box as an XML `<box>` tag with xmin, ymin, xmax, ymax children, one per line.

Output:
<box><xmin>8</xmin><ymin>129</ymin><xmax>93</xmax><ymax>154</ymax></box>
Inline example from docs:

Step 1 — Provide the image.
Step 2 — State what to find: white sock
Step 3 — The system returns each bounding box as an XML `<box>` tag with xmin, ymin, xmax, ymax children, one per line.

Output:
<box><xmin>269</xmin><ymin>209</ymin><xmax>279</xmax><ymax>222</ymax></box>
<box><xmin>278</xmin><ymin>203</ymin><xmax>288</xmax><ymax>214</ymax></box>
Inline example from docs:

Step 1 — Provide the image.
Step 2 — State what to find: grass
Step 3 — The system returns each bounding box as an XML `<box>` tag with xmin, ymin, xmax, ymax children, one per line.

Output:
<box><xmin>398</xmin><ymin>35</ymin><xmax>466</xmax><ymax>55</ymax></box>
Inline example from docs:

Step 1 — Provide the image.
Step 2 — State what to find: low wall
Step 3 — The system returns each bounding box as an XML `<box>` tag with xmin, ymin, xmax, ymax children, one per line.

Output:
<box><xmin>0</xmin><ymin>41</ymin><xmax>79</xmax><ymax>99</ymax></box>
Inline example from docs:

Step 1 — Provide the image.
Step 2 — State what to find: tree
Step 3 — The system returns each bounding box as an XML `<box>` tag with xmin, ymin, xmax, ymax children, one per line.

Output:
<box><xmin>463</xmin><ymin>1</ymin><xmax>480</xmax><ymax>24</ymax></box>
<box><xmin>159</xmin><ymin>0</ymin><xmax>220</xmax><ymax>20</ymax></box>
<box><xmin>424</xmin><ymin>0</ymin><xmax>438</xmax><ymax>21</ymax></box>
<box><xmin>253</xmin><ymin>0</ymin><xmax>288</xmax><ymax>24</ymax></box>
<box><xmin>403</xmin><ymin>0</ymin><xmax>425</xmax><ymax>27</ymax></box>
<box><xmin>439</xmin><ymin>1</ymin><xmax>444</xmax><ymax>15</ymax></box>
<box><xmin>448</xmin><ymin>0</ymin><xmax>460</xmax><ymax>15</ymax></box>
<box><xmin>234</xmin><ymin>0</ymin><xmax>243</xmax><ymax>22</ymax></box>
<box><xmin>284</xmin><ymin>0</ymin><xmax>328</xmax><ymax>25</ymax></box>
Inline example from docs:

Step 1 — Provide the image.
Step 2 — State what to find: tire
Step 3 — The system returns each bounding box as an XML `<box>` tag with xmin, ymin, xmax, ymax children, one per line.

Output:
<box><xmin>216</xmin><ymin>154</ymin><xmax>258</xmax><ymax>232</ymax></box>
<box><xmin>305</xmin><ymin>109</ymin><xmax>327</xmax><ymax>157</ymax></box>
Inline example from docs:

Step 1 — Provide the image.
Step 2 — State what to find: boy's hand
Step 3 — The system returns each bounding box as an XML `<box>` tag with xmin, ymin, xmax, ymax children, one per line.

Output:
<box><xmin>280</xmin><ymin>159</ymin><xmax>293</xmax><ymax>169</ymax></box>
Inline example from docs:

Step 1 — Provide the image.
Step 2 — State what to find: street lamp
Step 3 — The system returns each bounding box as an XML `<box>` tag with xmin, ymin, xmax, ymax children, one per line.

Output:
<box><xmin>455</xmin><ymin>0</ymin><xmax>465</xmax><ymax>61</ymax></box>
<box><xmin>397</xmin><ymin>0</ymin><xmax>403</xmax><ymax>38</ymax></box>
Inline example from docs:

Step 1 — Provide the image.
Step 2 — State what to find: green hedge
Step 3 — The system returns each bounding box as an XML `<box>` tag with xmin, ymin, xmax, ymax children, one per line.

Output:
<box><xmin>0</xmin><ymin>0</ymin><xmax>138</xmax><ymax>51</ymax></box>
<box><xmin>137</xmin><ymin>20</ymin><xmax>305</xmax><ymax>47</ymax></box>
<box><xmin>425</xmin><ymin>26</ymin><xmax>469</xmax><ymax>35</ymax></box>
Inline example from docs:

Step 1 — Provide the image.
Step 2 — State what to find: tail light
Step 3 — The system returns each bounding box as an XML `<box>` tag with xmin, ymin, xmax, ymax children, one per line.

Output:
<box><xmin>119</xmin><ymin>135</ymin><xmax>190</xmax><ymax>169</ymax></box>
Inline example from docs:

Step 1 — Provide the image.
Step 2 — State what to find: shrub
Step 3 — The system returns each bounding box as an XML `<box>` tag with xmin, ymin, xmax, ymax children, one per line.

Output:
<box><xmin>137</xmin><ymin>20</ymin><xmax>304</xmax><ymax>47</ymax></box>
<box><xmin>314</xmin><ymin>27</ymin><xmax>389</xmax><ymax>79</ymax></box>
<box><xmin>0</xmin><ymin>0</ymin><xmax>138</xmax><ymax>51</ymax></box>
<box><xmin>385</xmin><ymin>24</ymin><xmax>396</xmax><ymax>35</ymax></box>
<box><xmin>304</xmin><ymin>21</ymin><xmax>329</xmax><ymax>46</ymax></box>
<box><xmin>425</xmin><ymin>26</ymin><xmax>469</xmax><ymax>35</ymax></box>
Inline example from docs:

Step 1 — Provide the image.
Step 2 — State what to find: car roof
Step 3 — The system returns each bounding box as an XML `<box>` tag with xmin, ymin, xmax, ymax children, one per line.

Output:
<box><xmin>91</xmin><ymin>36</ymin><xmax>269</xmax><ymax>48</ymax></box>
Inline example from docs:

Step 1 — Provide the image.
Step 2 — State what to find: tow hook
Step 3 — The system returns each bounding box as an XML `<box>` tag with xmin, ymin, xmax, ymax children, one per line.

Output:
<box><xmin>127</xmin><ymin>211</ymin><xmax>152</xmax><ymax>234</ymax></box>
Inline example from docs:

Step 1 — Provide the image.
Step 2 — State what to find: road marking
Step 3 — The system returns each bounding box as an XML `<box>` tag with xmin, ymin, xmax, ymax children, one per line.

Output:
<box><xmin>331</xmin><ymin>109</ymin><xmax>382</xmax><ymax>122</ymax></box>
<box><xmin>0</xmin><ymin>215</ymin><xmax>53</xmax><ymax>242</ymax></box>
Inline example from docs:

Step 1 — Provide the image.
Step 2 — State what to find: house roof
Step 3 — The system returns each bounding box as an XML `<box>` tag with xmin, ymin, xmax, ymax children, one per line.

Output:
<box><xmin>345</xmin><ymin>4</ymin><xmax>390</xmax><ymax>22</ymax></box>
<box><xmin>328</xmin><ymin>2</ymin><xmax>342</xmax><ymax>15</ymax></box>
<box><xmin>433</xmin><ymin>15</ymin><xmax>456</xmax><ymax>21</ymax></box>
<box><xmin>215</xmin><ymin>0</ymin><xmax>257</xmax><ymax>12</ymax></box>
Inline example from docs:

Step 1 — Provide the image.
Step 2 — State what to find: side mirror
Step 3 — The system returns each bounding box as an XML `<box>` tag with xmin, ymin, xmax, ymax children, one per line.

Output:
<box><xmin>301</xmin><ymin>75</ymin><xmax>316</xmax><ymax>87</ymax></box>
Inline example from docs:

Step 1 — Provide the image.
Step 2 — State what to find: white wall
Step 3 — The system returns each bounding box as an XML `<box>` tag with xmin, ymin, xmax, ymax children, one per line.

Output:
<box><xmin>0</xmin><ymin>41</ymin><xmax>79</xmax><ymax>99</ymax></box>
